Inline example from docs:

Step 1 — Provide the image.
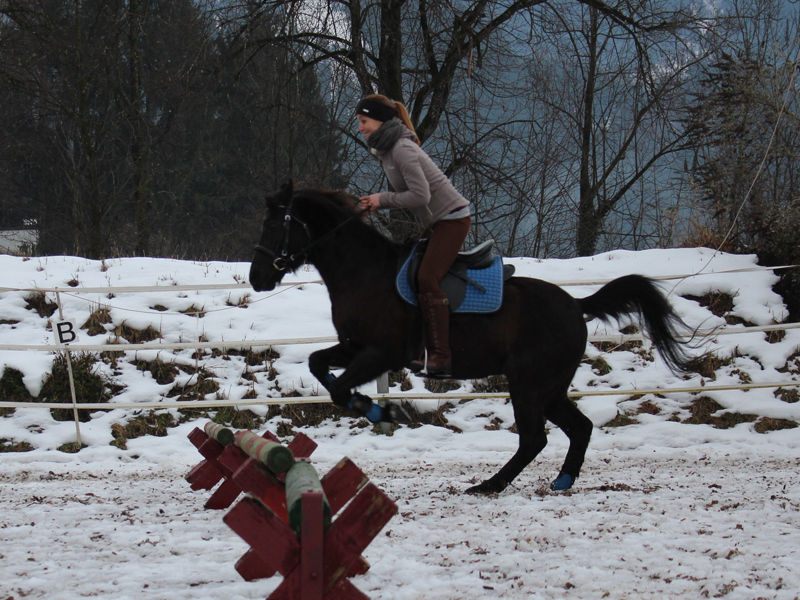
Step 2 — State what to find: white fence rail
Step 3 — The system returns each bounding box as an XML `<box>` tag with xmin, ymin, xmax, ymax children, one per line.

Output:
<box><xmin>2</xmin><ymin>267</ymin><xmax>799</xmax><ymax>421</ymax></box>
<box><xmin>2</xmin><ymin>322</ymin><xmax>799</xmax><ymax>353</ymax></box>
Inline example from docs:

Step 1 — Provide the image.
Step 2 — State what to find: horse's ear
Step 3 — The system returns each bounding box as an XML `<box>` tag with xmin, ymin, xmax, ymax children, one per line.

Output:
<box><xmin>278</xmin><ymin>179</ymin><xmax>294</xmax><ymax>203</ymax></box>
<box><xmin>266</xmin><ymin>179</ymin><xmax>294</xmax><ymax>206</ymax></box>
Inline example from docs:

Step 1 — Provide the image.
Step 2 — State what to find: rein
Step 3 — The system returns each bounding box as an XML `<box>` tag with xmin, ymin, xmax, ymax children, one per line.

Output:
<box><xmin>254</xmin><ymin>197</ymin><xmax>369</xmax><ymax>271</ymax></box>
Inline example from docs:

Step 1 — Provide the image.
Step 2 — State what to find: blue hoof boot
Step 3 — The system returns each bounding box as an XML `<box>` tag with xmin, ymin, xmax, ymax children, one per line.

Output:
<box><xmin>550</xmin><ymin>473</ymin><xmax>574</xmax><ymax>491</ymax></box>
<box><xmin>348</xmin><ymin>393</ymin><xmax>383</xmax><ymax>423</ymax></box>
<box><xmin>349</xmin><ymin>394</ymin><xmax>412</xmax><ymax>425</ymax></box>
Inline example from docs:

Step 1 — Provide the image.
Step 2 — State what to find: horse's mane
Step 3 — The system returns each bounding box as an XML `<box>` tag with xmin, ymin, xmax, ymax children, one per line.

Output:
<box><xmin>295</xmin><ymin>187</ymin><xmax>361</xmax><ymax>216</ymax></box>
<box><xmin>293</xmin><ymin>187</ymin><xmax>409</xmax><ymax>253</ymax></box>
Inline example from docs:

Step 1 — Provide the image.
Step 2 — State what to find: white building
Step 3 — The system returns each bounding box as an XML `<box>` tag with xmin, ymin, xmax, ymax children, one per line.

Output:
<box><xmin>0</xmin><ymin>226</ymin><xmax>38</xmax><ymax>255</ymax></box>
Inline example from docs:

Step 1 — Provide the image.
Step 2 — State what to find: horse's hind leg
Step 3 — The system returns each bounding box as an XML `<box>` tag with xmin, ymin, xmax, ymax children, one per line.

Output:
<box><xmin>466</xmin><ymin>387</ymin><xmax>548</xmax><ymax>495</ymax></box>
<box><xmin>545</xmin><ymin>395</ymin><xmax>593</xmax><ymax>490</ymax></box>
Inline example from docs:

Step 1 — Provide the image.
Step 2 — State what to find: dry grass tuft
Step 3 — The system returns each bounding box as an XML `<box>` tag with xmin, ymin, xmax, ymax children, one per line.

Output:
<box><xmin>212</xmin><ymin>407</ymin><xmax>265</xmax><ymax>430</ymax></box>
<box><xmin>471</xmin><ymin>375</ymin><xmax>509</xmax><ymax>393</ymax></box>
<box><xmin>682</xmin><ymin>291</ymin><xmax>739</xmax><ymax>322</ymax></box>
<box><xmin>111</xmin><ymin>411</ymin><xmax>177</xmax><ymax>450</ymax></box>
<box><xmin>82</xmin><ymin>307</ymin><xmax>113</xmax><ymax>336</ymax></box>
<box><xmin>767</xmin><ymin>328</ymin><xmax>786</xmax><ymax>344</ymax></box>
<box><xmin>58</xmin><ymin>442</ymin><xmax>87</xmax><ymax>453</ymax></box>
<box><xmin>110</xmin><ymin>322</ymin><xmax>162</xmax><ymax>343</ymax></box>
<box><xmin>404</xmin><ymin>402</ymin><xmax>462</xmax><ymax>433</ymax></box>
<box><xmin>226</xmin><ymin>293</ymin><xmax>252</xmax><ymax>308</ymax></box>
<box><xmin>268</xmin><ymin>402</ymin><xmax>344</xmax><ymax>428</ymax></box>
<box><xmin>166</xmin><ymin>367</ymin><xmax>219</xmax><ymax>400</ymax></box>
<box><xmin>684</xmin><ymin>353</ymin><xmax>733</xmax><ymax>379</ymax></box>
<box><xmin>587</xmin><ymin>355</ymin><xmax>612</xmax><ymax>376</ymax></box>
<box><xmin>0</xmin><ymin>439</ymin><xmax>33</xmax><ymax>452</ymax></box>
<box><xmin>388</xmin><ymin>369</ymin><xmax>413</xmax><ymax>391</ymax></box>
<box><xmin>179</xmin><ymin>305</ymin><xmax>206</xmax><ymax>318</ymax></box>
<box><xmin>682</xmin><ymin>396</ymin><xmax>757</xmax><ymax>429</ymax></box>
<box><xmin>593</xmin><ymin>339</ymin><xmax>643</xmax><ymax>353</ymax></box>
<box><xmin>25</xmin><ymin>292</ymin><xmax>58</xmax><ymax>318</ymax></box>
<box><xmin>424</xmin><ymin>378</ymin><xmax>461</xmax><ymax>393</ymax></box>
<box><xmin>133</xmin><ymin>359</ymin><xmax>179</xmax><ymax>385</ymax></box>
<box><xmin>604</xmin><ymin>412</ymin><xmax>638</xmax><ymax>427</ymax></box>
<box><xmin>37</xmin><ymin>352</ymin><xmax>117</xmax><ymax>421</ymax></box>
<box><xmin>637</xmin><ymin>400</ymin><xmax>662</xmax><ymax>415</ymax></box>
<box><xmin>1</xmin><ymin>366</ymin><xmax>34</xmax><ymax>417</ymax></box>
<box><xmin>775</xmin><ymin>388</ymin><xmax>799</xmax><ymax>404</ymax></box>
<box><xmin>753</xmin><ymin>417</ymin><xmax>799</xmax><ymax>434</ymax></box>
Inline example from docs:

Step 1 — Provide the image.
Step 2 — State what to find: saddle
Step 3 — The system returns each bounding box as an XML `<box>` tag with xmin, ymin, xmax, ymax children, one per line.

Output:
<box><xmin>396</xmin><ymin>239</ymin><xmax>516</xmax><ymax>313</ymax></box>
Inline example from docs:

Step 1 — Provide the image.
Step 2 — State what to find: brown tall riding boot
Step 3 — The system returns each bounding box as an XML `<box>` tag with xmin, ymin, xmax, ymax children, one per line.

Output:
<box><xmin>410</xmin><ymin>292</ymin><xmax>452</xmax><ymax>376</ymax></box>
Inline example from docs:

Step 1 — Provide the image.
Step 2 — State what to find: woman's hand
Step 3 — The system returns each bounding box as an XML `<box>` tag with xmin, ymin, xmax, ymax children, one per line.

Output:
<box><xmin>359</xmin><ymin>194</ymin><xmax>381</xmax><ymax>214</ymax></box>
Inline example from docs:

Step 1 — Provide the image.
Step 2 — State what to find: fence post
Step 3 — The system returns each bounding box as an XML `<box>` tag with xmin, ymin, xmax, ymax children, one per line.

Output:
<box><xmin>377</xmin><ymin>372</ymin><xmax>390</xmax><ymax>434</ymax></box>
<box><xmin>56</xmin><ymin>292</ymin><xmax>82</xmax><ymax>448</ymax></box>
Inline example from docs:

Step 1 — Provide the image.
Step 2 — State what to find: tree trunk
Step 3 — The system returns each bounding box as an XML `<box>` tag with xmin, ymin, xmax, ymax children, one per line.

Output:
<box><xmin>129</xmin><ymin>0</ymin><xmax>149</xmax><ymax>256</ymax></box>
<box><xmin>74</xmin><ymin>0</ymin><xmax>103</xmax><ymax>259</ymax></box>
<box><xmin>576</xmin><ymin>8</ymin><xmax>599</xmax><ymax>257</ymax></box>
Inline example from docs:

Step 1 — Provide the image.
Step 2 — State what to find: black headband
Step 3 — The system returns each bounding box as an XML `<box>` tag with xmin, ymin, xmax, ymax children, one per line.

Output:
<box><xmin>355</xmin><ymin>98</ymin><xmax>398</xmax><ymax>123</ymax></box>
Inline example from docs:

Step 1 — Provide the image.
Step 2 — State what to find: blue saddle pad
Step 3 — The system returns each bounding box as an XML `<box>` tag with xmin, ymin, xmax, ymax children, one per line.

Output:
<box><xmin>396</xmin><ymin>247</ymin><xmax>505</xmax><ymax>314</ymax></box>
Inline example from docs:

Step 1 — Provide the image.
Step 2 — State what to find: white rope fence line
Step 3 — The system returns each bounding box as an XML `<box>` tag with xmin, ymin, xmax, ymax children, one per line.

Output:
<box><xmin>0</xmin><ymin>263</ymin><xmax>796</xmax><ymax>295</ymax></box>
<box><xmin>0</xmin><ymin>280</ymin><xmax>306</xmax><ymax>318</ymax></box>
<box><xmin>0</xmin><ymin>336</ymin><xmax>339</xmax><ymax>352</ymax></box>
<box><xmin>1</xmin><ymin>321</ymin><xmax>797</xmax><ymax>352</ymax></box>
<box><xmin>1</xmin><ymin>380</ymin><xmax>797</xmax><ymax>411</ymax></box>
<box><xmin>2</xmin><ymin>265</ymin><xmax>799</xmax><ymax>436</ymax></box>
<box><xmin>0</xmin><ymin>282</ymin><xmax>253</xmax><ymax>294</ymax></box>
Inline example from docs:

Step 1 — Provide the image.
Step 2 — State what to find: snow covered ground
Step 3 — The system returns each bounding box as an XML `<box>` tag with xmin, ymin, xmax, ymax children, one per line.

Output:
<box><xmin>1</xmin><ymin>248</ymin><xmax>799</xmax><ymax>599</ymax></box>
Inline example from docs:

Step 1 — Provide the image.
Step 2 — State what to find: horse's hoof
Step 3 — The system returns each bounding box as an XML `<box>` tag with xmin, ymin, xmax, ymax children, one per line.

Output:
<box><xmin>465</xmin><ymin>479</ymin><xmax>507</xmax><ymax>495</ymax></box>
<box><xmin>382</xmin><ymin>402</ymin><xmax>412</xmax><ymax>425</ymax></box>
<box><xmin>550</xmin><ymin>473</ymin><xmax>574</xmax><ymax>491</ymax></box>
<box><xmin>349</xmin><ymin>393</ymin><xmax>383</xmax><ymax>422</ymax></box>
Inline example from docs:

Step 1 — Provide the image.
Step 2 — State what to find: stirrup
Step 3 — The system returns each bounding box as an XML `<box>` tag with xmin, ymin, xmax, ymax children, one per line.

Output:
<box><xmin>410</xmin><ymin>348</ymin><xmax>428</xmax><ymax>374</ymax></box>
<box><xmin>411</xmin><ymin>348</ymin><xmax>451</xmax><ymax>378</ymax></box>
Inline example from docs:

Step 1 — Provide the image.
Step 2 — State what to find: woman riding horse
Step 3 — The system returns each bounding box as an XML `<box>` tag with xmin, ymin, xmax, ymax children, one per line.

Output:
<box><xmin>356</xmin><ymin>94</ymin><xmax>471</xmax><ymax>377</ymax></box>
<box><xmin>249</xmin><ymin>182</ymin><xmax>694</xmax><ymax>494</ymax></box>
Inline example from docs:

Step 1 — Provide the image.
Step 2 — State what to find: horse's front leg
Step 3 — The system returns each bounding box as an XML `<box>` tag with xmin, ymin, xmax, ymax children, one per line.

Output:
<box><xmin>308</xmin><ymin>343</ymin><xmax>354</xmax><ymax>392</ymax></box>
<box><xmin>309</xmin><ymin>344</ymin><xmax>408</xmax><ymax>424</ymax></box>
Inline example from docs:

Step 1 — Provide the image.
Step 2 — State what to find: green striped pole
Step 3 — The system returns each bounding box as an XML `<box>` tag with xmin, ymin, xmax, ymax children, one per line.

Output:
<box><xmin>285</xmin><ymin>459</ymin><xmax>331</xmax><ymax>535</ymax></box>
<box><xmin>203</xmin><ymin>422</ymin><xmax>235</xmax><ymax>446</ymax></box>
<box><xmin>234</xmin><ymin>430</ymin><xmax>295</xmax><ymax>474</ymax></box>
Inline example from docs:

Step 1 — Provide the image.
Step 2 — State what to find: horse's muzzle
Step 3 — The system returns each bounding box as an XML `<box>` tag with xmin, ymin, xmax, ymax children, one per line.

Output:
<box><xmin>249</xmin><ymin>263</ymin><xmax>278</xmax><ymax>292</ymax></box>
<box><xmin>251</xmin><ymin>280</ymin><xmax>276</xmax><ymax>293</ymax></box>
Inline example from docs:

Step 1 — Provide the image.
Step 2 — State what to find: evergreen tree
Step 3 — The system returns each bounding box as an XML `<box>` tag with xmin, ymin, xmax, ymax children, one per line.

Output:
<box><xmin>687</xmin><ymin>51</ymin><xmax>800</xmax><ymax>318</ymax></box>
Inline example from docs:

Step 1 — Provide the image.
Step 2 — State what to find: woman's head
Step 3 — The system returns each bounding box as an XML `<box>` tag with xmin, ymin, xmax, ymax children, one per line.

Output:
<box><xmin>355</xmin><ymin>95</ymin><xmax>421</xmax><ymax>145</ymax></box>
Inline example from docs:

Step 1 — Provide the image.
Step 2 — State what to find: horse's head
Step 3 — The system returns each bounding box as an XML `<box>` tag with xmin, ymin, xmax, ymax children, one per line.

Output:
<box><xmin>249</xmin><ymin>180</ymin><xmax>311</xmax><ymax>292</ymax></box>
<box><xmin>249</xmin><ymin>181</ymin><xmax>363</xmax><ymax>291</ymax></box>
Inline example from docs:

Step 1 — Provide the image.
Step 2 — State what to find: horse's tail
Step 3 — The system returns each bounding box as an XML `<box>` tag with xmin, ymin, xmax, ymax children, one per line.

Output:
<box><xmin>578</xmin><ymin>274</ymin><xmax>693</xmax><ymax>374</ymax></box>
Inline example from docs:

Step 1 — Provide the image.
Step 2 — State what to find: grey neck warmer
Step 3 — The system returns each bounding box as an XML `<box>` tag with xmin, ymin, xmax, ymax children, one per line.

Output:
<box><xmin>367</xmin><ymin>118</ymin><xmax>408</xmax><ymax>154</ymax></box>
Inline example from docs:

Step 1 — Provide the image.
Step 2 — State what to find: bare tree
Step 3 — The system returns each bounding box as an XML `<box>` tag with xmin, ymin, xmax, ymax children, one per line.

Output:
<box><xmin>533</xmin><ymin>3</ymin><xmax>712</xmax><ymax>256</ymax></box>
<box><xmin>224</xmin><ymin>0</ymin><xmax>711</xmax><ymax>256</ymax></box>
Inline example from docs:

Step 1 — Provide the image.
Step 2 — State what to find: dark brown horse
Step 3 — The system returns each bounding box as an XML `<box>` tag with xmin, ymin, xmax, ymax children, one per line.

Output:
<box><xmin>249</xmin><ymin>182</ymin><xmax>692</xmax><ymax>494</ymax></box>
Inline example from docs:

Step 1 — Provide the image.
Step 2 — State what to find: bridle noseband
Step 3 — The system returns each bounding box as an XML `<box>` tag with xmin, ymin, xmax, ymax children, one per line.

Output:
<box><xmin>253</xmin><ymin>194</ymin><xmax>367</xmax><ymax>271</ymax></box>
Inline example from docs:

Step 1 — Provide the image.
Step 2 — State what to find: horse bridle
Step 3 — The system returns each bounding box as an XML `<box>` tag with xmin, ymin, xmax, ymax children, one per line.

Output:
<box><xmin>253</xmin><ymin>195</ymin><xmax>368</xmax><ymax>271</ymax></box>
<box><xmin>253</xmin><ymin>197</ymin><xmax>310</xmax><ymax>271</ymax></box>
